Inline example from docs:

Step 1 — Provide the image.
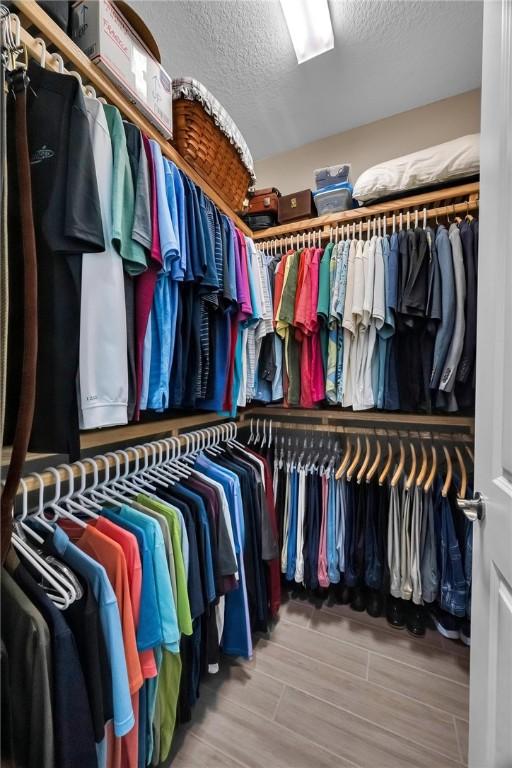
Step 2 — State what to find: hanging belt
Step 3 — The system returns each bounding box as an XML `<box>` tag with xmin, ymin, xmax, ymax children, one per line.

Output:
<box><xmin>1</xmin><ymin>67</ymin><xmax>38</xmax><ymax>564</ymax></box>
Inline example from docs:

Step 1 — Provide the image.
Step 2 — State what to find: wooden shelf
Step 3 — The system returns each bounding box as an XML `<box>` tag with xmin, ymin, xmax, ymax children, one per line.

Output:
<box><xmin>2</xmin><ymin>413</ymin><xmax>231</xmax><ymax>495</ymax></box>
<box><xmin>2</xmin><ymin>413</ymin><xmax>231</xmax><ymax>489</ymax></box>
<box><xmin>239</xmin><ymin>407</ymin><xmax>475</xmax><ymax>435</ymax></box>
<box><xmin>12</xmin><ymin>0</ymin><xmax>252</xmax><ymax>236</ymax></box>
<box><xmin>252</xmin><ymin>182</ymin><xmax>480</xmax><ymax>241</ymax></box>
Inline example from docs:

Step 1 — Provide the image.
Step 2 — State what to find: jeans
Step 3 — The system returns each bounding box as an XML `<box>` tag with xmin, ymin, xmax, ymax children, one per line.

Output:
<box><xmin>336</xmin><ymin>478</ymin><xmax>346</xmax><ymax>574</ymax></box>
<box><xmin>344</xmin><ymin>481</ymin><xmax>360</xmax><ymax>587</ymax></box>
<box><xmin>439</xmin><ymin>493</ymin><xmax>466</xmax><ymax>617</ymax></box>
<box><xmin>364</xmin><ymin>482</ymin><xmax>382</xmax><ymax>589</ymax></box>
<box><xmin>286</xmin><ymin>468</ymin><xmax>299</xmax><ymax>581</ymax></box>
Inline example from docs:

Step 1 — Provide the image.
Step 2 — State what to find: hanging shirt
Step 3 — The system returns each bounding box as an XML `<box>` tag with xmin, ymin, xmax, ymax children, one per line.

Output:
<box><xmin>79</xmin><ymin>98</ymin><xmax>128</xmax><ymax>430</ymax></box>
<box><xmin>1</xmin><ymin>569</ymin><xmax>54</xmax><ymax>768</ymax></box>
<box><xmin>143</xmin><ymin>141</ymin><xmax>180</xmax><ymax>411</ymax></box>
<box><xmin>195</xmin><ymin>454</ymin><xmax>253</xmax><ymax>659</ymax></box>
<box><xmin>10</xmin><ymin>557</ymin><xmax>97</xmax><ymax>768</ymax></box>
<box><xmin>48</xmin><ymin>526</ymin><xmax>134</xmax><ymax>738</ymax></box>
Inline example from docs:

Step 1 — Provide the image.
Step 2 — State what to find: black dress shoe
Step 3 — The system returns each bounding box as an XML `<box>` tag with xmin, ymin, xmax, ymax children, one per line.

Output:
<box><xmin>335</xmin><ymin>583</ymin><xmax>353</xmax><ymax>605</ymax></box>
<box><xmin>407</xmin><ymin>605</ymin><xmax>426</xmax><ymax>637</ymax></box>
<box><xmin>386</xmin><ymin>596</ymin><xmax>406</xmax><ymax>629</ymax></box>
<box><xmin>366</xmin><ymin>589</ymin><xmax>384</xmax><ymax>618</ymax></box>
<box><xmin>350</xmin><ymin>586</ymin><xmax>367</xmax><ymax>612</ymax></box>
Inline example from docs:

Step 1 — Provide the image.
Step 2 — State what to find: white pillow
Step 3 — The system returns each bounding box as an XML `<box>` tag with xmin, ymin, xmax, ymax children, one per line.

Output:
<box><xmin>353</xmin><ymin>134</ymin><xmax>480</xmax><ymax>203</ymax></box>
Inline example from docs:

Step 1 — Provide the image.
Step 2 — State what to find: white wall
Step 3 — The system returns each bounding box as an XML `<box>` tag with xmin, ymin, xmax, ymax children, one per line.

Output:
<box><xmin>254</xmin><ymin>90</ymin><xmax>481</xmax><ymax>194</ymax></box>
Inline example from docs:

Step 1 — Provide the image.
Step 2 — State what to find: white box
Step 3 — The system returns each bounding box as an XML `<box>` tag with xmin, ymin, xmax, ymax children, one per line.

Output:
<box><xmin>71</xmin><ymin>0</ymin><xmax>172</xmax><ymax>139</ymax></box>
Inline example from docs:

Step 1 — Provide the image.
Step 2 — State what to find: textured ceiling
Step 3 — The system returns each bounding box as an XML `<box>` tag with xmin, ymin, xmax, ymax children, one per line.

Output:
<box><xmin>133</xmin><ymin>0</ymin><xmax>483</xmax><ymax>161</ymax></box>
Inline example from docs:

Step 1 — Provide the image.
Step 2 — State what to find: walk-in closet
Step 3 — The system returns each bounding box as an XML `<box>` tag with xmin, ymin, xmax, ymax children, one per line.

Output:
<box><xmin>1</xmin><ymin>1</ymin><xmax>511</xmax><ymax>767</ymax></box>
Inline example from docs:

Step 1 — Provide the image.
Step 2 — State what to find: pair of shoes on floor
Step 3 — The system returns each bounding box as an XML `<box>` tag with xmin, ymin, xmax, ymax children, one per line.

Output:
<box><xmin>429</xmin><ymin>604</ymin><xmax>471</xmax><ymax>646</ymax></box>
<box><xmin>386</xmin><ymin>596</ymin><xmax>426</xmax><ymax>637</ymax></box>
<box><xmin>347</xmin><ymin>586</ymin><xmax>385</xmax><ymax>617</ymax></box>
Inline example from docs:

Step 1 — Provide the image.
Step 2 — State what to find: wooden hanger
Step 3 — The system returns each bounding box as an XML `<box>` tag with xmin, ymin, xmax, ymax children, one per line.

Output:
<box><xmin>335</xmin><ymin>437</ymin><xmax>352</xmax><ymax>480</ymax></box>
<box><xmin>391</xmin><ymin>441</ymin><xmax>405</xmax><ymax>488</ymax></box>
<box><xmin>424</xmin><ymin>445</ymin><xmax>438</xmax><ymax>493</ymax></box>
<box><xmin>455</xmin><ymin>446</ymin><xmax>468</xmax><ymax>500</ymax></box>
<box><xmin>405</xmin><ymin>442</ymin><xmax>417</xmax><ymax>490</ymax></box>
<box><xmin>442</xmin><ymin>446</ymin><xmax>453</xmax><ymax>497</ymax></box>
<box><xmin>347</xmin><ymin>437</ymin><xmax>362</xmax><ymax>482</ymax></box>
<box><xmin>465</xmin><ymin>445</ymin><xmax>474</xmax><ymax>463</ymax></box>
<box><xmin>416</xmin><ymin>443</ymin><xmax>428</xmax><ymax>488</ymax></box>
<box><xmin>357</xmin><ymin>437</ymin><xmax>371</xmax><ymax>484</ymax></box>
<box><xmin>367</xmin><ymin>438</ymin><xmax>382</xmax><ymax>483</ymax></box>
<box><xmin>379</xmin><ymin>442</ymin><xmax>393</xmax><ymax>485</ymax></box>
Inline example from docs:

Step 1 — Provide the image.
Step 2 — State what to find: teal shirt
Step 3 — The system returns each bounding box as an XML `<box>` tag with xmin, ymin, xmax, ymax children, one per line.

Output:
<box><xmin>103</xmin><ymin>105</ymin><xmax>147</xmax><ymax>275</ymax></box>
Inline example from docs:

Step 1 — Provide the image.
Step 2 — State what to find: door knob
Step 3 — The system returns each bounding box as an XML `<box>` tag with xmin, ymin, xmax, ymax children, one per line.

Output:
<box><xmin>456</xmin><ymin>491</ymin><xmax>485</xmax><ymax>522</ymax></box>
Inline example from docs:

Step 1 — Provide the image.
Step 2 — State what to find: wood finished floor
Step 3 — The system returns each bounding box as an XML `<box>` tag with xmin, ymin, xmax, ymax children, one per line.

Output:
<box><xmin>169</xmin><ymin>596</ymin><xmax>470</xmax><ymax>768</ymax></box>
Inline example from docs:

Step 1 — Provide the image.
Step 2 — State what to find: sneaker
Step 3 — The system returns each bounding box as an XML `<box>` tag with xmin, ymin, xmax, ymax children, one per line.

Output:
<box><xmin>386</xmin><ymin>596</ymin><xmax>406</xmax><ymax>629</ymax></box>
<box><xmin>460</xmin><ymin>619</ymin><xmax>471</xmax><ymax>646</ymax></box>
<box><xmin>429</xmin><ymin>604</ymin><xmax>461</xmax><ymax>640</ymax></box>
<box><xmin>407</xmin><ymin>605</ymin><xmax>426</xmax><ymax>637</ymax></box>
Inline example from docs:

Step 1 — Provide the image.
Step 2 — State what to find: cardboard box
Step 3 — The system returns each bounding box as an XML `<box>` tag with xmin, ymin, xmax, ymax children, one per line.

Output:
<box><xmin>71</xmin><ymin>0</ymin><xmax>172</xmax><ymax>139</ymax></box>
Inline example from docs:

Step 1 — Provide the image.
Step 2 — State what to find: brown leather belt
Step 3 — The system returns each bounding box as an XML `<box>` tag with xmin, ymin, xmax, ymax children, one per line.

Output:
<box><xmin>1</xmin><ymin>67</ymin><xmax>38</xmax><ymax>564</ymax></box>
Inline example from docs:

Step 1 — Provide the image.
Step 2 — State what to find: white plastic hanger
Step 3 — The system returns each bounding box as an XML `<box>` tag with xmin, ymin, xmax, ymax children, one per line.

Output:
<box><xmin>103</xmin><ymin>452</ymin><xmax>135</xmax><ymax>503</ymax></box>
<box><xmin>45</xmin><ymin>467</ymin><xmax>87</xmax><ymax>529</ymax></box>
<box><xmin>58</xmin><ymin>462</ymin><xmax>100</xmax><ymax>519</ymax></box>
<box><xmin>71</xmin><ymin>461</ymin><xmax>103</xmax><ymax>512</ymax></box>
<box><xmin>229</xmin><ymin>421</ymin><xmax>246</xmax><ymax>450</ymax></box>
<box><xmin>15</xmin><ymin>478</ymin><xmax>45</xmax><ymax>545</ymax></box>
<box><xmin>11</xmin><ymin>531</ymin><xmax>73</xmax><ymax>610</ymax></box>
<box><xmin>116</xmin><ymin>448</ymin><xmax>150</xmax><ymax>494</ymax></box>
<box><xmin>51</xmin><ymin>52</ymin><xmax>65</xmax><ymax>74</ymax></box>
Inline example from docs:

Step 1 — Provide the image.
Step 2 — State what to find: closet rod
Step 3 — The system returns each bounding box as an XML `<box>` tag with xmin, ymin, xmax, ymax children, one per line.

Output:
<box><xmin>13</xmin><ymin>421</ymin><xmax>239</xmax><ymax>494</ymax></box>
<box><xmin>252</xmin><ymin>183</ymin><xmax>480</xmax><ymax>242</ymax></box>
<box><xmin>8</xmin><ymin>2</ymin><xmax>252</xmax><ymax>236</ymax></box>
<box><xmin>261</xmin><ymin>421</ymin><xmax>474</xmax><ymax>443</ymax></box>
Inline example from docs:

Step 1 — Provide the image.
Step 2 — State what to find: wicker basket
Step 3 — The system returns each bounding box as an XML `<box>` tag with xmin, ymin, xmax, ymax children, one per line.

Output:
<box><xmin>172</xmin><ymin>99</ymin><xmax>252</xmax><ymax>212</ymax></box>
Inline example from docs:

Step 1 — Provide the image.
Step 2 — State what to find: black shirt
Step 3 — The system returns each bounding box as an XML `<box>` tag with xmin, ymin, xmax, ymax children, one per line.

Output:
<box><xmin>6</xmin><ymin>61</ymin><xmax>104</xmax><ymax>459</ymax></box>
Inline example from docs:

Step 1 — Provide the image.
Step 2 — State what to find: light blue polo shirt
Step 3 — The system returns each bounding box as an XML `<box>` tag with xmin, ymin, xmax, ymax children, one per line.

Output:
<box><xmin>145</xmin><ymin>142</ymin><xmax>180</xmax><ymax>411</ymax></box>
<box><xmin>108</xmin><ymin>505</ymin><xmax>180</xmax><ymax>652</ymax></box>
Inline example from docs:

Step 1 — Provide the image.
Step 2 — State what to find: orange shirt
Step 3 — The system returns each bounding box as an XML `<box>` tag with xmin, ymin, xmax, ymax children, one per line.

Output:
<box><xmin>63</xmin><ymin>522</ymin><xmax>143</xmax><ymax>695</ymax></box>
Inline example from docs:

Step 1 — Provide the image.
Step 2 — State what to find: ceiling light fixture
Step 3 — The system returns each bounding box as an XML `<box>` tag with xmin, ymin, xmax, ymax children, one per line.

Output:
<box><xmin>279</xmin><ymin>0</ymin><xmax>334</xmax><ymax>65</ymax></box>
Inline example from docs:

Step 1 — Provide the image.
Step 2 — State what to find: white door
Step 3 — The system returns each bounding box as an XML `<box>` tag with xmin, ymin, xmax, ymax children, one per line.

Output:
<box><xmin>469</xmin><ymin>0</ymin><xmax>512</xmax><ymax>766</ymax></box>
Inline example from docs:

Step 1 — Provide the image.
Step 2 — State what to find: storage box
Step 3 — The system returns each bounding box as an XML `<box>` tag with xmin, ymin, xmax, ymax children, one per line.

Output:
<box><xmin>71</xmin><ymin>0</ymin><xmax>173</xmax><ymax>139</ymax></box>
<box><xmin>314</xmin><ymin>164</ymin><xmax>351</xmax><ymax>190</ymax></box>
<box><xmin>313</xmin><ymin>183</ymin><xmax>353</xmax><ymax>215</ymax></box>
<box><xmin>278</xmin><ymin>189</ymin><xmax>316</xmax><ymax>224</ymax></box>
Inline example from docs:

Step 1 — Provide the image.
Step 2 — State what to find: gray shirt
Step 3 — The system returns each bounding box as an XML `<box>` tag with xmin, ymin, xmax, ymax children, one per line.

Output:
<box><xmin>132</xmin><ymin>139</ymin><xmax>152</xmax><ymax>251</ymax></box>
<box><xmin>1</xmin><ymin>568</ymin><xmax>54</xmax><ymax>768</ymax></box>
<box><xmin>438</xmin><ymin>223</ymin><xmax>467</xmax><ymax>409</ymax></box>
